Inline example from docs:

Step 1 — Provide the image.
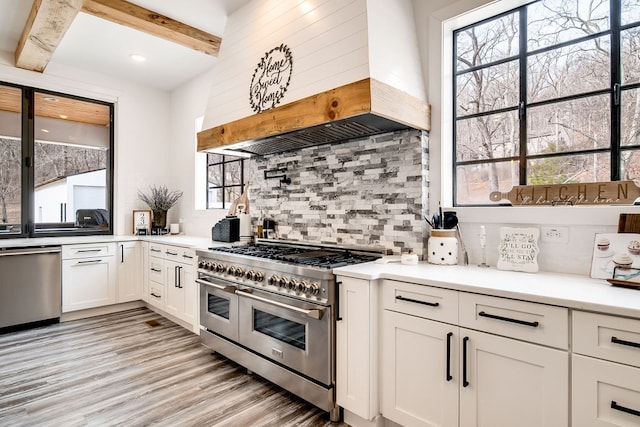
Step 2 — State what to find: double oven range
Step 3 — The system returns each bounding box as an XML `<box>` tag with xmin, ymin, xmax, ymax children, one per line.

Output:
<box><xmin>196</xmin><ymin>239</ymin><xmax>383</xmax><ymax>421</ymax></box>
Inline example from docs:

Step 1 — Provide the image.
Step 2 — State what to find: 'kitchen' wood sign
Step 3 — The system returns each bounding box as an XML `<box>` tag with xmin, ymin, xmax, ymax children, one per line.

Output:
<box><xmin>490</xmin><ymin>180</ymin><xmax>640</xmax><ymax>206</ymax></box>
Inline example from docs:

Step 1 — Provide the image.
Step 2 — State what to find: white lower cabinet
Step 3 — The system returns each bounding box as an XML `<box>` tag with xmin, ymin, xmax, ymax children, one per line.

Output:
<box><xmin>572</xmin><ymin>311</ymin><xmax>640</xmax><ymax>426</ymax></box>
<box><xmin>336</xmin><ymin>277</ymin><xmax>379</xmax><ymax>421</ymax></box>
<box><xmin>459</xmin><ymin>328</ymin><xmax>568</xmax><ymax>427</ymax></box>
<box><xmin>380</xmin><ymin>279</ymin><xmax>569</xmax><ymax>427</ymax></box>
<box><xmin>381</xmin><ymin>310</ymin><xmax>459</xmax><ymax>427</ymax></box>
<box><xmin>145</xmin><ymin>243</ymin><xmax>197</xmax><ymax>332</ymax></box>
<box><xmin>62</xmin><ymin>243</ymin><xmax>117</xmax><ymax>312</ymax></box>
<box><xmin>116</xmin><ymin>241</ymin><xmax>142</xmax><ymax>303</ymax></box>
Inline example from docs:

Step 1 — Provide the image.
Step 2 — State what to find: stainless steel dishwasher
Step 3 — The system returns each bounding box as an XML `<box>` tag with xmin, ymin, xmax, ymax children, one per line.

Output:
<box><xmin>0</xmin><ymin>246</ymin><xmax>62</xmax><ymax>331</ymax></box>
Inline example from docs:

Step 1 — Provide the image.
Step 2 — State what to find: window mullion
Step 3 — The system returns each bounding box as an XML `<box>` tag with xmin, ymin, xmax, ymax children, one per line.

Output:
<box><xmin>519</xmin><ymin>8</ymin><xmax>527</xmax><ymax>185</ymax></box>
<box><xmin>610</xmin><ymin>0</ymin><xmax>622</xmax><ymax>181</ymax></box>
<box><xmin>22</xmin><ymin>88</ymin><xmax>34</xmax><ymax>236</ymax></box>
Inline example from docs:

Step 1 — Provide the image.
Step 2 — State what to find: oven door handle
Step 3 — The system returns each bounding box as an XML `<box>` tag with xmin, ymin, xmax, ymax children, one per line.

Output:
<box><xmin>235</xmin><ymin>289</ymin><xmax>325</xmax><ymax>320</ymax></box>
<box><xmin>195</xmin><ymin>278</ymin><xmax>237</xmax><ymax>294</ymax></box>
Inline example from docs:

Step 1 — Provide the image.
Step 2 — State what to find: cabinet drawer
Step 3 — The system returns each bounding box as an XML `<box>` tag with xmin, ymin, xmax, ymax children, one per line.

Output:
<box><xmin>149</xmin><ymin>258</ymin><xmax>165</xmax><ymax>283</ymax></box>
<box><xmin>149</xmin><ymin>282</ymin><xmax>164</xmax><ymax>308</ymax></box>
<box><xmin>177</xmin><ymin>248</ymin><xmax>196</xmax><ymax>266</ymax></box>
<box><xmin>573</xmin><ymin>311</ymin><xmax>640</xmax><ymax>368</ymax></box>
<box><xmin>572</xmin><ymin>354</ymin><xmax>640</xmax><ymax>426</ymax></box>
<box><xmin>382</xmin><ymin>279</ymin><xmax>457</xmax><ymax>324</ymax></box>
<box><xmin>62</xmin><ymin>243</ymin><xmax>114</xmax><ymax>259</ymax></box>
<box><xmin>148</xmin><ymin>244</ymin><xmax>164</xmax><ymax>257</ymax></box>
<box><xmin>162</xmin><ymin>245</ymin><xmax>181</xmax><ymax>261</ymax></box>
<box><xmin>459</xmin><ymin>293</ymin><xmax>568</xmax><ymax>349</ymax></box>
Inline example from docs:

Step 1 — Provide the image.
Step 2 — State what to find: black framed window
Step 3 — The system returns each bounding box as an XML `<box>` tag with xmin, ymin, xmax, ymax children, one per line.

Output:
<box><xmin>0</xmin><ymin>81</ymin><xmax>114</xmax><ymax>237</ymax></box>
<box><xmin>453</xmin><ymin>0</ymin><xmax>640</xmax><ymax>205</ymax></box>
<box><xmin>206</xmin><ymin>154</ymin><xmax>246</xmax><ymax>209</ymax></box>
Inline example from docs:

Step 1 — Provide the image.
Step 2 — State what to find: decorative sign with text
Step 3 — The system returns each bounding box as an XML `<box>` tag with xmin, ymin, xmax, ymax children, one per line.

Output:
<box><xmin>249</xmin><ymin>43</ymin><xmax>293</xmax><ymax>113</ymax></box>
<box><xmin>497</xmin><ymin>227</ymin><xmax>540</xmax><ymax>273</ymax></box>
<box><xmin>489</xmin><ymin>181</ymin><xmax>640</xmax><ymax>206</ymax></box>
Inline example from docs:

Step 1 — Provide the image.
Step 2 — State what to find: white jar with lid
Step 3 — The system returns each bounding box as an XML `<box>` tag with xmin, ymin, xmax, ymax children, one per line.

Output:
<box><xmin>427</xmin><ymin>230</ymin><xmax>458</xmax><ymax>265</ymax></box>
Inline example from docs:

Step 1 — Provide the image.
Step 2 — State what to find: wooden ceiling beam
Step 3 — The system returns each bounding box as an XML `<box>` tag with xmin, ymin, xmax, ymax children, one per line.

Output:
<box><xmin>81</xmin><ymin>0</ymin><xmax>222</xmax><ymax>56</ymax></box>
<box><xmin>15</xmin><ymin>0</ymin><xmax>84</xmax><ymax>73</ymax></box>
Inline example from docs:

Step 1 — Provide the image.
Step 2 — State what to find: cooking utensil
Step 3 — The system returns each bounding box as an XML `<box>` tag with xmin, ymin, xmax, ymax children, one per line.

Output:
<box><xmin>456</xmin><ymin>224</ymin><xmax>469</xmax><ymax>265</ymax></box>
<box><xmin>443</xmin><ymin>211</ymin><xmax>458</xmax><ymax>229</ymax></box>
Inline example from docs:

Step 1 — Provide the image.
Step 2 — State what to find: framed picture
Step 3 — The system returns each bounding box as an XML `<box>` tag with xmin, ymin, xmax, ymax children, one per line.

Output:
<box><xmin>496</xmin><ymin>227</ymin><xmax>540</xmax><ymax>273</ymax></box>
<box><xmin>132</xmin><ymin>210</ymin><xmax>151</xmax><ymax>234</ymax></box>
<box><xmin>590</xmin><ymin>233</ymin><xmax>640</xmax><ymax>279</ymax></box>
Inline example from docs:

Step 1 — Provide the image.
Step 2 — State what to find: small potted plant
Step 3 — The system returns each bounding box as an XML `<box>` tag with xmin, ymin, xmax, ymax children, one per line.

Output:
<box><xmin>137</xmin><ymin>185</ymin><xmax>183</xmax><ymax>230</ymax></box>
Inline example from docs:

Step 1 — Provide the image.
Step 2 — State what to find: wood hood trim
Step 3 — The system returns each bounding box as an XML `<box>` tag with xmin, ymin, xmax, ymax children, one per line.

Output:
<box><xmin>197</xmin><ymin>78</ymin><xmax>430</xmax><ymax>153</ymax></box>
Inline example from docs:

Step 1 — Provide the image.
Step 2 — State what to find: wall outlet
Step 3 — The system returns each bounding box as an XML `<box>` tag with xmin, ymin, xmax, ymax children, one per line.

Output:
<box><xmin>541</xmin><ymin>226</ymin><xmax>569</xmax><ymax>243</ymax></box>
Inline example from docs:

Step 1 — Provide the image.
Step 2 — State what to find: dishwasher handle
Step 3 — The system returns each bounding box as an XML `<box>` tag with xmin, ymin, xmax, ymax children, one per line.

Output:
<box><xmin>0</xmin><ymin>247</ymin><xmax>62</xmax><ymax>257</ymax></box>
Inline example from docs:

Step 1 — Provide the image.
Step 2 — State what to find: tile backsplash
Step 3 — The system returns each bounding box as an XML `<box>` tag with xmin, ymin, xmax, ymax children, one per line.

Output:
<box><xmin>248</xmin><ymin>129</ymin><xmax>428</xmax><ymax>255</ymax></box>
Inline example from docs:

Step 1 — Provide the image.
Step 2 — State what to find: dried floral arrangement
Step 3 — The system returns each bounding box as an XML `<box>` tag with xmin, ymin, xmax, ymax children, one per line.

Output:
<box><xmin>137</xmin><ymin>185</ymin><xmax>183</xmax><ymax>212</ymax></box>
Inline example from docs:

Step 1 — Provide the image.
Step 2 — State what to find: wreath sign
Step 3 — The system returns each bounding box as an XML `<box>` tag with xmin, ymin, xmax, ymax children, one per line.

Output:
<box><xmin>249</xmin><ymin>44</ymin><xmax>293</xmax><ymax>113</ymax></box>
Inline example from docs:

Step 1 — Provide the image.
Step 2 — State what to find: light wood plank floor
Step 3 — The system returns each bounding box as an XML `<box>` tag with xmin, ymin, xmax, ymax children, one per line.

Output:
<box><xmin>0</xmin><ymin>308</ymin><xmax>348</xmax><ymax>427</ymax></box>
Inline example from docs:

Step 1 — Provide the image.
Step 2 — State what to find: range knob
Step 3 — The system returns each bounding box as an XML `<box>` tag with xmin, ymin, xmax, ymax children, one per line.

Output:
<box><xmin>246</xmin><ymin>270</ymin><xmax>255</xmax><ymax>280</ymax></box>
<box><xmin>289</xmin><ymin>278</ymin><xmax>300</xmax><ymax>292</ymax></box>
<box><xmin>278</xmin><ymin>276</ymin><xmax>290</xmax><ymax>288</ymax></box>
<box><xmin>198</xmin><ymin>260</ymin><xmax>206</xmax><ymax>269</ymax></box>
<box><xmin>269</xmin><ymin>275</ymin><xmax>280</xmax><ymax>286</ymax></box>
<box><xmin>215</xmin><ymin>263</ymin><xmax>226</xmax><ymax>273</ymax></box>
<box><xmin>234</xmin><ymin>267</ymin><xmax>244</xmax><ymax>278</ymax></box>
<box><xmin>254</xmin><ymin>271</ymin><xmax>265</xmax><ymax>282</ymax></box>
<box><xmin>306</xmin><ymin>282</ymin><xmax>321</xmax><ymax>296</ymax></box>
<box><xmin>228</xmin><ymin>266</ymin><xmax>236</xmax><ymax>276</ymax></box>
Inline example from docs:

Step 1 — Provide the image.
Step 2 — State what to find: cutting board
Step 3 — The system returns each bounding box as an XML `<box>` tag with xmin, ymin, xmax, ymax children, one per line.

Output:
<box><xmin>618</xmin><ymin>213</ymin><xmax>640</xmax><ymax>233</ymax></box>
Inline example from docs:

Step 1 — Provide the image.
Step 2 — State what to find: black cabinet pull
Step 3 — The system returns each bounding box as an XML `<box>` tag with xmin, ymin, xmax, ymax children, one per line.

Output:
<box><xmin>177</xmin><ymin>266</ymin><xmax>183</xmax><ymax>288</ymax></box>
<box><xmin>611</xmin><ymin>401</ymin><xmax>640</xmax><ymax>417</ymax></box>
<box><xmin>166</xmin><ymin>251</ymin><xmax>178</xmax><ymax>256</ymax></box>
<box><xmin>611</xmin><ymin>336</ymin><xmax>640</xmax><ymax>349</ymax></box>
<box><xmin>396</xmin><ymin>295</ymin><xmax>440</xmax><ymax>307</ymax></box>
<box><xmin>446</xmin><ymin>332</ymin><xmax>453</xmax><ymax>381</ymax></box>
<box><xmin>336</xmin><ymin>281</ymin><xmax>342</xmax><ymax>321</ymax></box>
<box><xmin>174</xmin><ymin>266</ymin><xmax>179</xmax><ymax>288</ymax></box>
<box><xmin>150</xmin><ymin>267</ymin><xmax>161</xmax><ymax>273</ymax></box>
<box><xmin>182</xmin><ymin>254</ymin><xmax>194</xmax><ymax>259</ymax></box>
<box><xmin>478</xmin><ymin>311</ymin><xmax>539</xmax><ymax>327</ymax></box>
<box><xmin>462</xmin><ymin>336</ymin><xmax>469</xmax><ymax>387</ymax></box>
<box><xmin>150</xmin><ymin>292</ymin><xmax>161</xmax><ymax>299</ymax></box>
<box><xmin>121</xmin><ymin>244</ymin><xmax>124</xmax><ymax>263</ymax></box>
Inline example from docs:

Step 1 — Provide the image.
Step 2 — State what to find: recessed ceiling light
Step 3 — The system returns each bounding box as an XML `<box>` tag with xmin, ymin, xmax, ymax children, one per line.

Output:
<box><xmin>43</xmin><ymin>97</ymin><xmax>58</xmax><ymax>102</ymax></box>
<box><xmin>41</xmin><ymin>129</ymin><xmax>49</xmax><ymax>133</ymax></box>
<box><xmin>129</xmin><ymin>53</ymin><xmax>146</xmax><ymax>62</ymax></box>
<box><xmin>59</xmin><ymin>114</ymin><xmax>68</xmax><ymax>119</ymax></box>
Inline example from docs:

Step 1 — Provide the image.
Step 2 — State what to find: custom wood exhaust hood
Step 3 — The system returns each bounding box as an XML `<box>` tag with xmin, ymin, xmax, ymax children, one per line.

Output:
<box><xmin>197</xmin><ymin>78</ymin><xmax>430</xmax><ymax>156</ymax></box>
<box><xmin>197</xmin><ymin>0</ymin><xmax>429</xmax><ymax>157</ymax></box>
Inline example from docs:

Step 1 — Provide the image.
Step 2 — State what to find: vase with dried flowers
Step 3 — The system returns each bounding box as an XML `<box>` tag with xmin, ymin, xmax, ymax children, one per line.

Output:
<box><xmin>137</xmin><ymin>185</ymin><xmax>183</xmax><ymax>230</ymax></box>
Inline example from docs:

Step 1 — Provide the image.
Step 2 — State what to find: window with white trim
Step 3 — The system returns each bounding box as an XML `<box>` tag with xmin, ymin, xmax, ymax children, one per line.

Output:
<box><xmin>453</xmin><ymin>0</ymin><xmax>640</xmax><ymax>206</ymax></box>
<box><xmin>206</xmin><ymin>154</ymin><xmax>246</xmax><ymax>209</ymax></box>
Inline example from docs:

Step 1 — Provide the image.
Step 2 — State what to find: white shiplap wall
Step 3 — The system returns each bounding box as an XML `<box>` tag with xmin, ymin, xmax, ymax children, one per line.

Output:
<box><xmin>202</xmin><ymin>0</ymin><xmax>425</xmax><ymax>130</ymax></box>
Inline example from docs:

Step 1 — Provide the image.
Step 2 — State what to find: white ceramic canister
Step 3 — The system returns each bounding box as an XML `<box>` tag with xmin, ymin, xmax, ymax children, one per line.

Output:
<box><xmin>427</xmin><ymin>229</ymin><xmax>459</xmax><ymax>265</ymax></box>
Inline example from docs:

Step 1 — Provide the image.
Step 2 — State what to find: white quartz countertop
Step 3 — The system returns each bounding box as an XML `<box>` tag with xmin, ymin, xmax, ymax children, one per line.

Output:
<box><xmin>333</xmin><ymin>262</ymin><xmax>640</xmax><ymax>318</ymax></box>
<box><xmin>0</xmin><ymin>235</ymin><xmax>229</xmax><ymax>251</ymax></box>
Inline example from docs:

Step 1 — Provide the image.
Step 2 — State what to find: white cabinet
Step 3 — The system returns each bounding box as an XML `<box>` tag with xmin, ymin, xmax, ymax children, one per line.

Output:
<box><xmin>382</xmin><ymin>309</ymin><xmax>459</xmax><ymax>427</ymax></box>
<box><xmin>381</xmin><ymin>279</ymin><xmax>569</xmax><ymax>427</ymax></box>
<box><xmin>116</xmin><ymin>241</ymin><xmax>141</xmax><ymax>303</ymax></box>
<box><xmin>62</xmin><ymin>243</ymin><xmax>117</xmax><ymax>312</ymax></box>
<box><xmin>145</xmin><ymin>243</ymin><xmax>197</xmax><ymax>332</ymax></box>
<box><xmin>335</xmin><ymin>276</ymin><xmax>379</xmax><ymax>421</ymax></box>
<box><xmin>572</xmin><ymin>311</ymin><xmax>640</xmax><ymax>426</ymax></box>
<box><xmin>141</xmin><ymin>241</ymin><xmax>149</xmax><ymax>303</ymax></box>
<box><xmin>459</xmin><ymin>328</ymin><xmax>568</xmax><ymax>427</ymax></box>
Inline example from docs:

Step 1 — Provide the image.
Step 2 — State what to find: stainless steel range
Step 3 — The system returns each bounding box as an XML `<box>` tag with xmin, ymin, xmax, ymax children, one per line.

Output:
<box><xmin>196</xmin><ymin>239</ymin><xmax>383</xmax><ymax>422</ymax></box>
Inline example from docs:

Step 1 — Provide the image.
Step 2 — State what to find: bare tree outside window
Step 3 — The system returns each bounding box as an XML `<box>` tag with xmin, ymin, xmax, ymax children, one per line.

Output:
<box><xmin>453</xmin><ymin>0</ymin><xmax>640</xmax><ymax>205</ymax></box>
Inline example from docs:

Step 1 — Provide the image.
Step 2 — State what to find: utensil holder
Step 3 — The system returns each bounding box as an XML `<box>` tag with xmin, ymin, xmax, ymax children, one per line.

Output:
<box><xmin>427</xmin><ymin>230</ymin><xmax>459</xmax><ymax>265</ymax></box>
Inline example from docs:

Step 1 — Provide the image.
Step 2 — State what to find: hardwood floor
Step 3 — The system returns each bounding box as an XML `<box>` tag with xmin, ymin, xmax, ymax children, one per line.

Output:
<box><xmin>0</xmin><ymin>308</ymin><xmax>347</xmax><ymax>427</ymax></box>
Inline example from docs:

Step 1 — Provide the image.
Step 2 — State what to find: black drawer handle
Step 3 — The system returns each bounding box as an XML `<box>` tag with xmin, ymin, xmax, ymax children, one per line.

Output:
<box><xmin>151</xmin><ymin>268</ymin><xmax>161</xmax><ymax>273</ymax></box>
<box><xmin>478</xmin><ymin>311</ymin><xmax>539</xmax><ymax>327</ymax></box>
<box><xmin>150</xmin><ymin>248</ymin><xmax>161</xmax><ymax>252</ymax></box>
<box><xmin>166</xmin><ymin>251</ymin><xmax>178</xmax><ymax>256</ymax></box>
<box><xmin>182</xmin><ymin>254</ymin><xmax>194</xmax><ymax>259</ymax></box>
<box><xmin>396</xmin><ymin>295</ymin><xmax>440</xmax><ymax>307</ymax></box>
<box><xmin>462</xmin><ymin>336</ymin><xmax>469</xmax><ymax>387</ymax></box>
<box><xmin>150</xmin><ymin>292</ymin><xmax>161</xmax><ymax>299</ymax></box>
<box><xmin>446</xmin><ymin>332</ymin><xmax>453</xmax><ymax>382</ymax></box>
<box><xmin>611</xmin><ymin>401</ymin><xmax>640</xmax><ymax>417</ymax></box>
<box><xmin>611</xmin><ymin>336</ymin><xmax>640</xmax><ymax>349</ymax></box>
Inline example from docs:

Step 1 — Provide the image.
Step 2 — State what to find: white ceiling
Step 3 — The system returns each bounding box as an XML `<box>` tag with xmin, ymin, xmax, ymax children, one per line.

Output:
<box><xmin>0</xmin><ymin>0</ymin><xmax>252</xmax><ymax>91</ymax></box>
